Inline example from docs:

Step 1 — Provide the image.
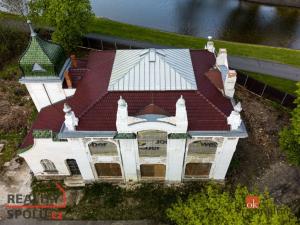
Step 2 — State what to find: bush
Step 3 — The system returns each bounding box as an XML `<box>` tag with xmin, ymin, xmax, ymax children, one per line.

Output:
<box><xmin>0</xmin><ymin>26</ymin><xmax>28</xmax><ymax>70</ymax></box>
<box><xmin>0</xmin><ymin>63</ymin><xmax>22</xmax><ymax>80</ymax></box>
<box><xmin>167</xmin><ymin>185</ymin><xmax>298</xmax><ymax>225</ymax></box>
<box><xmin>279</xmin><ymin>83</ymin><xmax>300</xmax><ymax>165</ymax></box>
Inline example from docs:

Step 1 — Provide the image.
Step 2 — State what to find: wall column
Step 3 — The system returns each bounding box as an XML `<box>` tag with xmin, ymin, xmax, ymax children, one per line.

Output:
<box><xmin>166</xmin><ymin>139</ymin><xmax>186</xmax><ymax>182</ymax></box>
<box><xmin>210</xmin><ymin>137</ymin><xmax>239</xmax><ymax>180</ymax></box>
<box><xmin>119</xmin><ymin>139</ymin><xmax>138</xmax><ymax>181</ymax></box>
<box><xmin>68</xmin><ymin>139</ymin><xmax>95</xmax><ymax>182</ymax></box>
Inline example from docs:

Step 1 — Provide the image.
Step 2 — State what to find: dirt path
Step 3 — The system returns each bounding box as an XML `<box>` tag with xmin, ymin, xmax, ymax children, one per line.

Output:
<box><xmin>227</xmin><ymin>86</ymin><xmax>300</xmax><ymax>215</ymax></box>
<box><xmin>0</xmin><ymin>158</ymin><xmax>31</xmax><ymax>220</ymax></box>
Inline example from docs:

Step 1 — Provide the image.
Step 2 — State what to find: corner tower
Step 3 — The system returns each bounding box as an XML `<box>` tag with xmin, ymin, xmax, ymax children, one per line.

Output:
<box><xmin>19</xmin><ymin>20</ymin><xmax>73</xmax><ymax>111</ymax></box>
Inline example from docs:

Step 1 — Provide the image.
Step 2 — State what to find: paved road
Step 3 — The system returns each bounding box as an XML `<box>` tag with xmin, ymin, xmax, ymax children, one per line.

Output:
<box><xmin>86</xmin><ymin>33</ymin><xmax>300</xmax><ymax>82</ymax></box>
<box><xmin>2</xmin><ymin>19</ymin><xmax>300</xmax><ymax>81</ymax></box>
<box><xmin>228</xmin><ymin>56</ymin><xmax>300</xmax><ymax>81</ymax></box>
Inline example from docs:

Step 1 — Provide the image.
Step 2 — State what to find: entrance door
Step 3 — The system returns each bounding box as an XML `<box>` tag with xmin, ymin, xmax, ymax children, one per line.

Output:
<box><xmin>66</xmin><ymin>159</ymin><xmax>81</xmax><ymax>175</ymax></box>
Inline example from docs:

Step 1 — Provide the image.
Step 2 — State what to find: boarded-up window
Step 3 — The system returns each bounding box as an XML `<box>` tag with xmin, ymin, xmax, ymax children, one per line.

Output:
<box><xmin>184</xmin><ymin>163</ymin><xmax>211</xmax><ymax>178</ymax></box>
<box><xmin>138</xmin><ymin>131</ymin><xmax>167</xmax><ymax>157</ymax></box>
<box><xmin>95</xmin><ymin>163</ymin><xmax>122</xmax><ymax>177</ymax></box>
<box><xmin>140</xmin><ymin>164</ymin><xmax>166</xmax><ymax>178</ymax></box>
<box><xmin>41</xmin><ymin>159</ymin><xmax>57</xmax><ymax>173</ymax></box>
<box><xmin>89</xmin><ymin>141</ymin><xmax>118</xmax><ymax>156</ymax></box>
<box><xmin>188</xmin><ymin>140</ymin><xmax>217</xmax><ymax>155</ymax></box>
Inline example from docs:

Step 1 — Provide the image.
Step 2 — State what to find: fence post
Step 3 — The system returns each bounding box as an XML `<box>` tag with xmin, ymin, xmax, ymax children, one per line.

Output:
<box><xmin>261</xmin><ymin>84</ymin><xmax>267</xmax><ymax>96</ymax></box>
<box><xmin>281</xmin><ymin>93</ymin><xmax>288</xmax><ymax>105</ymax></box>
<box><xmin>243</xmin><ymin>74</ymin><xmax>249</xmax><ymax>87</ymax></box>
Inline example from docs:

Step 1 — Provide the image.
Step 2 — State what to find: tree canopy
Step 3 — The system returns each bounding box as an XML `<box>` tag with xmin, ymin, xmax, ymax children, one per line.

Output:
<box><xmin>167</xmin><ymin>185</ymin><xmax>298</xmax><ymax>225</ymax></box>
<box><xmin>28</xmin><ymin>0</ymin><xmax>94</xmax><ymax>53</ymax></box>
<box><xmin>279</xmin><ymin>82</ymin><xmax>300</xmax><ymax>166</ymax></box>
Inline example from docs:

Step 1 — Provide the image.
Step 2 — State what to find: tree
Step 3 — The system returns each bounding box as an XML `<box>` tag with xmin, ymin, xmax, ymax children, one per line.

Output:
<box><xmin>0</xmin><ymin>0</ymin><xmax>26</xmax><ymax>15</ymax></box>
<box><xmin>28</xmin><ymin>0</ymin><xmax>93</xmax><ymax>53</ymax></box>
<box><xmin>167</xmin><ymin>185</ymin><xmax>298</xmax><ymax>225</ymax></box>
<box><xmin>279</xmin><ymin>82</ymin><xmax>300</xmax><ymax>166</ymax></box>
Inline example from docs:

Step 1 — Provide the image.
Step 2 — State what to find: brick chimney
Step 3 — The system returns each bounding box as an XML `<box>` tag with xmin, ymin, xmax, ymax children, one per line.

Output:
<box><xmin>70</xmin><ymin>55</ymin><xmax>77</xmax><ymax>68</ymax></box>
<box><xmin>64</xmin><ymin>70</ymin><xmax>73</xmax><ymax>89</ymax></box>
<box><xmin>216</xmin><ymin>49</ymin><xmax>237</xmax><ymax>98</ymax></box>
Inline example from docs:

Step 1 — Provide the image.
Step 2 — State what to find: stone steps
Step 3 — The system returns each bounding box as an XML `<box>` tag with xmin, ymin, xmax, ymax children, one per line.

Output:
<box><xmin>64</xmin><ymin>176</ymin><xmax>85</xmax><ymax>187</ymax></box>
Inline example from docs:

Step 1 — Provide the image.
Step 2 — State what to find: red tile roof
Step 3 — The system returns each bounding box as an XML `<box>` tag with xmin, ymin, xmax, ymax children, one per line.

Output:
<box><xmin>205</xmin><ymin>69</ymin><xmax>224</xmax><ymax>92</ymax></box>
<box><xmin>20</xmin><ymin>50</ymin><xmax>233</xmax><ymax>149</ymax></box>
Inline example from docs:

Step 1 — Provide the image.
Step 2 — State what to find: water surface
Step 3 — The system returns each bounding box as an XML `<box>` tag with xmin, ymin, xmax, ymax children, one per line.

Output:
<box><xmin>91</xmin><ymin>0</ymin><xmax>300</xmax><ymax>49</ymax></box>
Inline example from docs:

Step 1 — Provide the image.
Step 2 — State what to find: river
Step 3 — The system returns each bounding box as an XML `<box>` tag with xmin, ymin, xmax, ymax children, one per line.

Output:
<box><xmin>91</xmin><ymin>0</ymin><xmax>300</xmax><ymax>49</ymax></box>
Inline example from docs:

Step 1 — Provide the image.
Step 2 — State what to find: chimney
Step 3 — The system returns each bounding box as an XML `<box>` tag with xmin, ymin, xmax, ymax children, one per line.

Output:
<box><xmin>64</xmin><ymin>70</ymin><xmax>73</xmax><ymax>89</ymax></box>
<box><xmin>176</xmin><ymin>95</ymin><xmax>188</xmax><ymax>132</ymax></box>
<box><xmin>70</xmin><ymin>54</ymin><xmax>77</xmax><ymax>68</ymax></box>
<box><xmin>227</xmin><ymin>102</ymin><xmax>242</xmax><ymax>130</ymax></box>
<box><xmin>116</xmin><ymin>96</ymin><xmax>129</xmax><ymax>132</ymax></box>
<box><xmin>216</xmin><ymin>48</ymin><xmax>228</xmax><ymax>68</ymax></box>
<box><xmin>205</xmin><ymin>36</ymin><xmax>215</xmax><ymax>54</ymax></box>
<box><xmin>224</xmin><ymin>70</ymin><xmax>237</xmax><ymax>98</ymax></box>
<box><xmin>63</xmin><ymin>103</ymin><xmax>78</xmax><ymax>131</ymax></box>
<box><xmin>216</xmin><ymin>48</ymin><xmax>237</xmax><ymax>98</ymax></box>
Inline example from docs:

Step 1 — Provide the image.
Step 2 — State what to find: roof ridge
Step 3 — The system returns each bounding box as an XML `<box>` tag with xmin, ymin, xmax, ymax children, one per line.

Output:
<box><xmin>195</xmin><ymin>91</ymin><xmax>227</xmax><ymax>119</ymax></box>
<box><xmin>78</xmin><ymin>92</ymin><xmax>109</xmax><ymax>119</ymax></box>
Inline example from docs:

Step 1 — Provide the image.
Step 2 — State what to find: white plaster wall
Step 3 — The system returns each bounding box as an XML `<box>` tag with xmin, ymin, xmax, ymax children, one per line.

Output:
<box><xmin>25</xmin><ymin>83</ymin><xmax>51</xmax><ymax>111</ymax></box>
<box><xmin>210</xmin><ymin>137</ymin><xmax>239</xmax><ymax>180</ymax></box>
<box><xmin>20</xmin><ymin>138</ymin><xmax>95</xmax><ymax>182</ymax></box>
<box><xmin>166</xmin><ymin>139</ymin><xmax>186</xmax><ymax>182</ymax></box>
<box><xmin>44</xmin><ymin>83</ymin><xmax>66</xmax><ymax>104</ymax></box>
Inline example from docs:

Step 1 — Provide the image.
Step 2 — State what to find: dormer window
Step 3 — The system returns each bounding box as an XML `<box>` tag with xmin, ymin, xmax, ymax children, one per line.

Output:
<box><xmin>32</xmin><ymin>63</ymin><xmax>46</xmax><ymax>72</ymax></box>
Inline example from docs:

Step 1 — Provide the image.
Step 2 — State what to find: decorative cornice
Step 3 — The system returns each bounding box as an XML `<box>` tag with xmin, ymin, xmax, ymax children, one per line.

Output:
<box><xmin>113</xmin><ymin>133</ymin><xmax>137</xmax><ymax>139</ymax></box>
<box><xmin>168</xmin><ymin>133</ymin><xmax>191</xmax><ymax>139</ymax></box>
<box><xmin>32</xmin><ymin>130</ymin><xmax>53</xmax><ymax>138</ymax></box>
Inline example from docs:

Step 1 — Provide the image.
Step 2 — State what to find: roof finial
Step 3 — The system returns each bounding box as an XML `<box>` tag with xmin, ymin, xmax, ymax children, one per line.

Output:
<box><xmin>27</xmin><ymin>20</ymin><xmax>37</xmax><ymax>37</ymax></box>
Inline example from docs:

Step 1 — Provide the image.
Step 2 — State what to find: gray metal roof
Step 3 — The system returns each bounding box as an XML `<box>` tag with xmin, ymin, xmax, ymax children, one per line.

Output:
<box><xmin>108</xmin><ymin>49</ymin><xmax>197</xmax><ymax>91</ymax></box>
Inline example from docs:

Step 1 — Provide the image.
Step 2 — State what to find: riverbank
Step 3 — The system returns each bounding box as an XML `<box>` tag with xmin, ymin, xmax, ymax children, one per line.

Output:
<box><xmin>89</xmin><ymin>17</ymin><xmax>300</xmax><ymax>68</ymax></box>
<box><xmin>1</xmin><ymin>11</ymin><xmax>300</xmax><ymax>67</ymax></box>
<box><xmin>244</xmin><ymin>0</ymin><xmax>300</xmax><ymax>8</ymax></box>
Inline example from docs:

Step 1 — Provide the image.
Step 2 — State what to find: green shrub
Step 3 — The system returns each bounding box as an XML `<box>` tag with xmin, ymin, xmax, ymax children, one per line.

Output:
<box><xmin>0</xmin><ymin>63</ymin><xmax>22</xmax><ymax>80</ymax></box>
<box><xmin>167</xmin><ymin>185</ymin><xmax>298</xmax><ymax>225</ymax></box>
<box><xmin>279</xmin><ymin>82</ymin><xmax>300</xmax><ymax>165</ymax></box>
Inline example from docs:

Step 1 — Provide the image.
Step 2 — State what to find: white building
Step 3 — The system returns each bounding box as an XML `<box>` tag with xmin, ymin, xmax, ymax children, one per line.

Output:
<box><xmin>18</xmin><ymin>22</ymin><xmax>247</xmax><ymax>186</ymax></box>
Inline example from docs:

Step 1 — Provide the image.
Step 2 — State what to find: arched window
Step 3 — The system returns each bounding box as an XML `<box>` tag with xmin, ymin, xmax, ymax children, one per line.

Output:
<box><xmin>41</xmin><ymin>159</ymin><xmax>57</xmax><ymax>173</ymax></box>
<box><xmin>188</xmin><ymin>140</ymin><xmax>217</xmax><ymax>156</ymax></box>
<box><xmin>137</xmin><ymin>130</ymin><xmax>167</xmax><ymax>157</ymax></box>
<box><xmin>89</xmin><ymin>141</ymin><xmax>118</xmax><ymax>156</ymax></box>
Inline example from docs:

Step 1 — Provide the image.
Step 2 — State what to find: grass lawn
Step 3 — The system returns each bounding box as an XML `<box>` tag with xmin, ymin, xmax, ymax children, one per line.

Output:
<box><xmin>1</xmin><ymin>12</ymin><xmax>300</xmax><ymax>67</ymax></box>
<box><xmin>89</xmin><ymin>17</ymin><xmax>300</xmax><ymax>67</ymax></box>
<box><xmin>242</xmin><ymin>70</ymin><xmax>298</xmax><ymax>95</ymax></box>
